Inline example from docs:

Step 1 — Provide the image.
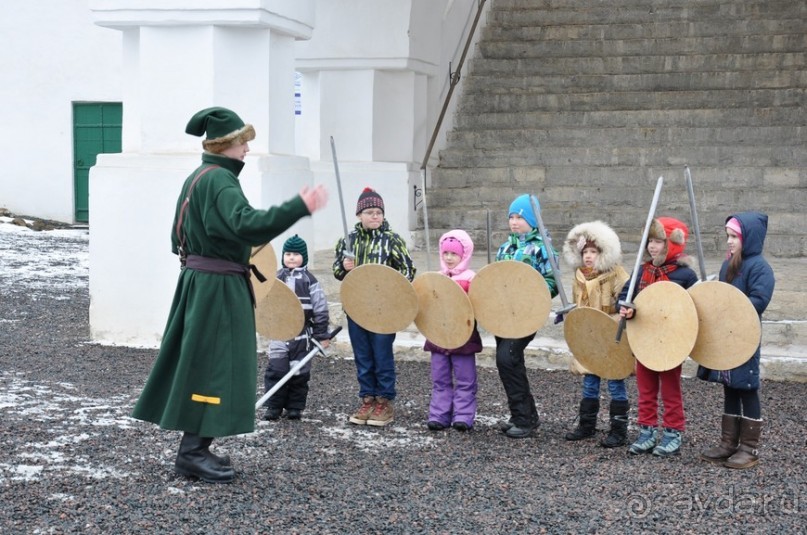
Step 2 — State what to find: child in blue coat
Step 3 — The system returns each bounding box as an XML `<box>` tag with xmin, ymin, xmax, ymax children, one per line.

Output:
<box><xmin>697</xmin><ymin>212</ymin><xmax>775</xmax><ymax>469</ymax></box>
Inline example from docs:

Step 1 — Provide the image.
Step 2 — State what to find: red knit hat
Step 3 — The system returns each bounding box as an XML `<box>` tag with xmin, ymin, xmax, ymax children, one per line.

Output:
<box><xmin>356</xmin><ymin>187</ymin><xmax>385</xmax><ymax>215</ymax></box>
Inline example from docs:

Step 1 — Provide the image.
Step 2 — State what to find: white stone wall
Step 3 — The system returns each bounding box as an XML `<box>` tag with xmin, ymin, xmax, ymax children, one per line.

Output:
<box><xmin>0</xmin><ymin>1</ymin><xmax>122</xmax><ymax>222</ymax></box>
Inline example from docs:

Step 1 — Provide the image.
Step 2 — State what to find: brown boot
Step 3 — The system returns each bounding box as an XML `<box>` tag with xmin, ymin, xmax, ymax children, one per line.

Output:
<box><xmin>366</xmin><ymin>397</ymin><xmax>394</xmax><ymax>427</ymax></box>
<box><xmin>724</xmin><ymin>417</ymin><xmax>763</xmax><ymax>469</ymax></box>
<box><xmin>700</xmin><ymin>414</ymin><xmax>741</xmax><ymax>464</ymax></box>
<box><xmin>348</xmin><ymin>396</ymin><xmax>376</xmax><ymax>425</ymax></box>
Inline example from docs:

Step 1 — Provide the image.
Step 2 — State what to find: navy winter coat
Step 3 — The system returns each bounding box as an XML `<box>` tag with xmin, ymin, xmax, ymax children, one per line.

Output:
<box><xmin>697</xmin><ymin>212</ymin><xmax>775</xmax><ymax>390</ymax></box>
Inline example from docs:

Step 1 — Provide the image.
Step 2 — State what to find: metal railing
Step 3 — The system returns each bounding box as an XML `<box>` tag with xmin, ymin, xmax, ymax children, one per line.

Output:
<box><xmin>418</xmin><ymin>0</ymin><xmax>488</xmax><ymax>269</ymax></box>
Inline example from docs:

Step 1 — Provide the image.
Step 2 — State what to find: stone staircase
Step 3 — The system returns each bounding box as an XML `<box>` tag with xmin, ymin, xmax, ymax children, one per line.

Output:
<box><xmin>418</xmin><ymin>0</ymin><xmax>807</xmax><ymax>258</ymax></box>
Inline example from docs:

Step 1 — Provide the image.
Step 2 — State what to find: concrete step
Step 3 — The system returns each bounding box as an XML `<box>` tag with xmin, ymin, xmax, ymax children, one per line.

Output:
<box><xmin>488</xmin><ymin>0</ymin><xmax>804</xmax><ymax>26</ymax></box>
<box><xmin>436</xmin><ymin>144</ymin><xmax>807</xmax><ymax>169</ymax></box>
<box><xmin>470</xmin><ymin>54</ymin><xmax>806</xmax><ymax>77</ymax></box>
<box><xmin>484</xmin><ymin>19</ymin><xmax>806</xmax><ymax>42</ymax></box>
<box><xmin>457</xmin><ymin>88</ymin><xmax>806</xmax><ymax>113</ymax></box>
<box><xmin>478</xmin><ymin>35</ymin><xmax>807</xmax><ymax>60</ymax></box>
<box><xmin>453</xmin><ymin>108</ymin><xmax>805</xmax><ymax>130</ymax></box>
<box><xmin>445</xmin><ymin>126</ymin><xmax>805</xmax><ymax>150</ymax></box>
<box><xmin>464</xmin><ymin>70</ymin><xmax>807</xmax><ymax>94</ymax></box>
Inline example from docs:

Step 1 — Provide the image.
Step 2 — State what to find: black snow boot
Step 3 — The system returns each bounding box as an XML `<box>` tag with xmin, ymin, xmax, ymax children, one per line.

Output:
<box><xmin>565</xmin><ymin>398</ymin><xmax>599</xmax><ymax>441</ymax></box>
<box><xmin>600</xmin><ymin>399</ymin><xmax>630</xmax><ymax>448</ymax></box>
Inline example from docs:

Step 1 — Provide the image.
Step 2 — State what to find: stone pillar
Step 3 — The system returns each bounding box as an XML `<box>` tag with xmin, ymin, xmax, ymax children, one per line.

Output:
<box><xmin>294</xmin><ymin>0</ymin><xmax>442</xmax><ymax>245</ymax></box>
<box><xmin>87</xmin><ymin>0</ymin><xmax>315</xmax><ymax>346</ymax></box>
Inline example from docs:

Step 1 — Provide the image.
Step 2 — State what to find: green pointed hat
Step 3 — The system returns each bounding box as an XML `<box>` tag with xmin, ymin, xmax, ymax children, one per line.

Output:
<box><xmin>186</xmin><ymin>107</ymin><xmax>255</xmax><ymax>152</ymax></box>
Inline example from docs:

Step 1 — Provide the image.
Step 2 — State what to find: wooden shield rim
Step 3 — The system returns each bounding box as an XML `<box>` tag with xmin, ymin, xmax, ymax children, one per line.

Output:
<box><xmin>255</xmin><ymin>280</ymin><xmax>304</xmax><ymax>341</ymax></box>
<box><xmin>468</xmin><ymin>261</ymin><xmax>551</xmax><ymax>339</ymax></box>
<box><xmin>564</xmin><ymin>307</ymin><xmax>635</xmax><ymax>380</ymax></box>
<box><xmin>250</xmin><ymin>244</ymin><xmax>277</xmax><ymax>302</ymax></box>
<box><xmin>688</xmin><ymin>281</ymin><xmax>762</xmax><ymax>370</ymax></box>
<box><xmin>626</xmin><ymin>281</ymin><xmax>699</xmax><ymax>372</ymax></box>
<box><xmin>340</xmin><ymin>264</ymin><xmax>418</xmax><ymax>334</ymax></box>
<box><xmin>413</xmin><ymin>272</ymin><xmax>474</xmax><ymax>350</ymax></box>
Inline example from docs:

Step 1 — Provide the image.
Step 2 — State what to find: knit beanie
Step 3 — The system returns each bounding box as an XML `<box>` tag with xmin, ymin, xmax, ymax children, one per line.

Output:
<box><xmin>726</xmin><ymin>217</ymin><xmax>743</xmax><ymax>238</ymax></box>
<box><xmin>356</xmin><ymin>187</ymin><xmax>385</xmax><ymax>215</ymax></box>
<box><xmin>440</xmin><ymin>237</ymin><xmax>465</xmax><ymax>257</ymax></box>
<box><xmin>508</xmin><ymin>194</ymin><xmax>538</xmax><ymax>229</ymax></box>
<box><xmin>282</xmin><ymin>234</ymin><xmax>308</xmax><ymax>267</ymax></box>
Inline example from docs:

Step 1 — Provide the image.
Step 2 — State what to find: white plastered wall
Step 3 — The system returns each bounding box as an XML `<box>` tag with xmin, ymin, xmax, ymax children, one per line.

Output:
<box><xmin>0</xmin><ymin>2</ymin><xmax>122</xmax><ymax>222</ymax></box>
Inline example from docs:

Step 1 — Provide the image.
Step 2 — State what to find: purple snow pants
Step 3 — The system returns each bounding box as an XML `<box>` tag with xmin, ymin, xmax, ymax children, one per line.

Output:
<box><xmin>428</xmin><ymin>352</ymin><xmax>478</xmax><ymax>427</ymax></box>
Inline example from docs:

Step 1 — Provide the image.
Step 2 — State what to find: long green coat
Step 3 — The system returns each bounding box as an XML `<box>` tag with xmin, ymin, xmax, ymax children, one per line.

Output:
<box><xmin>132</xmin><ymin>153</ymin><xmax>310</xmax><ymax>437</ymax></box>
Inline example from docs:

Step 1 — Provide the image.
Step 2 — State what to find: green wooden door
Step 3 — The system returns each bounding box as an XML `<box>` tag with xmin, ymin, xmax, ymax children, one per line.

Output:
<box><xmin>73</xmin><ymin>103</ymin><xmax>122</xmax><ymax>222</ymax></box>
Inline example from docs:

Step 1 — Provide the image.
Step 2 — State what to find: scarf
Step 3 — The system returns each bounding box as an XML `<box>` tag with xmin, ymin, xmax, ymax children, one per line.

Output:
<box><xmin>638</xmin><ymin>262</ymin><xmax>678</xmax><ymax>291</ymax></box>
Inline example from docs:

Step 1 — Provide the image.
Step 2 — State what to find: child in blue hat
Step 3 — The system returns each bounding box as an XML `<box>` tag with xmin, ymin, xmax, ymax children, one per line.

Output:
<box><xmin>495</xmin><ymin>194</ymin><xmax>558</xmax><ymax>438</ymax></box>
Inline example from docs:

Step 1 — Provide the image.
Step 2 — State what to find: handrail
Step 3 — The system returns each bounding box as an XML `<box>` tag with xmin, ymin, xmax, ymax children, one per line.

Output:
<box><xmin>418</xmin><ymin>0</ymin><xmax>488</xmax><ymax>268</ymax></box>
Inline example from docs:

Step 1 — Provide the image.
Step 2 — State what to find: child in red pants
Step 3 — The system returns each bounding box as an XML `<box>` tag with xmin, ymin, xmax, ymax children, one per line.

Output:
<box><xmin>618</xmin><ymin>217</ymin><xmax>698</xmax><ymax>457</ymax></box>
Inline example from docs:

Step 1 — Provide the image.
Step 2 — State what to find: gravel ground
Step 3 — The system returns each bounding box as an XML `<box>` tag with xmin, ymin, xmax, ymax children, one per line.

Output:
<box><xmin>1</xmin><ymin>226</ymin><xmax>805</xmax><ymax>534</ymax></box>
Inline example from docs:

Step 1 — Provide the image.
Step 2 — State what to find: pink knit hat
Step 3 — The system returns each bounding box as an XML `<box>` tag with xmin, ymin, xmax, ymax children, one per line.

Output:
<box><xmin>726</xmin><ymin>217</ymin><xmax>743</xmax><ymax>237</ymax></box>
<box><xmin>440</xmin><ymin>237</ymin><xmax>464</xmax><ymax>257</ymax></box>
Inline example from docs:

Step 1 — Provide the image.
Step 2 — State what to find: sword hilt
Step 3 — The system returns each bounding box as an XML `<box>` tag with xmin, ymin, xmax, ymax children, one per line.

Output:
<box><xmin>615</xmin><ymin>300</ymin><xmax>635</xmax><ymax>343</ymax></box>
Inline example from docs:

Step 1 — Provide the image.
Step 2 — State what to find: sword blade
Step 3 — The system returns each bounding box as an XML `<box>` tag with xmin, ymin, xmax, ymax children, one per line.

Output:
<box><xmin>330</xmin><ymin>137</ymin><xmax>353</xmax><ymax>257</ymax></box>
<box><xmin>616</xmin><ymin>176</ymin><xmax>664</xmax><ymax>342</ymax></box>
<box><xmin>685</xmin><ymin>166</ymin><xmax>708</xmax><ymax>282</ymax></box>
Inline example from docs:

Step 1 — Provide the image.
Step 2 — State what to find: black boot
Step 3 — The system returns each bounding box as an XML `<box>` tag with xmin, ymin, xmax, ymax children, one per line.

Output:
<box><xmin>600</xmin><ymin>399</ymin><xmax>629</xmax><ymax>448</ymax></box>
<box><xmin>175</xmin><ymin>433</ymin><xmax>235</xmax><ymax>483</ymax></box>
<box><xmin>565</xmin><ymin>398</ymin><xmax>599</xmax><ymax>441</ymax></box>
<box><xmin>200</xmin><ymin>436</ymin><xmax>231</xmax><ymax>468</ymax></box>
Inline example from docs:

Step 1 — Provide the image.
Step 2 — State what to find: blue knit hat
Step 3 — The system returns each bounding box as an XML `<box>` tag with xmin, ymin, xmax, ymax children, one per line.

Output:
<box><xmin>282</xmin><ymin>234</ymin><xmax>308</xmax><ymax>267</ymax></box>
<box><xmin>508</xmin><ymin>194</ymin><xmax>539</xmax><ymax>229</ymax></box>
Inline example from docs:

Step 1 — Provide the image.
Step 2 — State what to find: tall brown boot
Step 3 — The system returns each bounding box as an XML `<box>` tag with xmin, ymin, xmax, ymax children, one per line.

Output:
<box><xmin>700</xmin><ymin>414</ymin><xmax>741</xmax><ymax>464</ymax></box>
<box><xmin>724</xmin><ymin>417</ymin><xmax>762</xmax><ymax>469</ymax></box>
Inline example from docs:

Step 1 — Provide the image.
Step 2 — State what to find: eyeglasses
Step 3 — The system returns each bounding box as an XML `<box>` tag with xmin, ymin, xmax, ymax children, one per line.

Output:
<box><xmin>361</xmin><ymin>210</ymin><xmax>384</xmax><ymax>217</ymax></box>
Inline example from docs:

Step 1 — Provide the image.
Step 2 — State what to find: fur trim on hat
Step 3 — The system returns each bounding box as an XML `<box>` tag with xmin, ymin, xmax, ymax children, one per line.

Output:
<box><xmin>562</xmin><ymin>220</ymin><xmax>622</xmax><ymax>272</ymax></box>
<box><xmin>646</xmin><ymin>217</ymin><xmax>689</xmax><ymax>266</ymax></box>
<box><xmin>202</xmin><ymin>124</ymin><xmax>256</xmax><ymax>154</ymax></box>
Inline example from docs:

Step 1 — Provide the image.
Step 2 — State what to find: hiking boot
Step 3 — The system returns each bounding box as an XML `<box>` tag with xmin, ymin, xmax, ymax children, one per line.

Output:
<box><xmin>724</xmin><ymin>418</ymin><xmax>762</xmax><ymax>469</ymax></box>
<box><xmin>263</xmin><ymin>407</ymin><xmax>282</xmax><ymax>421</ymax></box>
<box><xmin>366</xmin><ymin>398</ymin><xmax>394</xmax><ymax>427</ymax></box>
<box><xmin>652</xmin><ymin>428</ymin><xmax>683</xmax><ymax>457</ymax></box>
<box><xmin>600</xmin><ymin>399</ymin><xmax>630</xmax><ymax>448</ymax></box>
<box><xmin>285</xmin><ymin>408</ymin><xmax>302</xmax><ymax>420</ymax></box>
<box><xmin>701</xmin><ymin>414</ymin><xmax>741</xmax><ymax>464</ymax></box>
<box><xmin>348</xmin><ymin>396</ymin><xmax>376</xmax><ymax>425</ymax></box>
<box><xmin>628</xmin><ymin>425</ymin><xmax>657</xmax><ymax>455</ymax></box>
<box><xmin>565</xmin><ymin>398</ymin><xmax>599</xmax><ymax>441</ymax></box>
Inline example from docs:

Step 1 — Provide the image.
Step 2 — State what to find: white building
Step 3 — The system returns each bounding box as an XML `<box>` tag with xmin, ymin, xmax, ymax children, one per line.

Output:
<box><xmin>0</xmin><ymin>1</ymin><xmax>488</xmax><ymax>346</ymax></box>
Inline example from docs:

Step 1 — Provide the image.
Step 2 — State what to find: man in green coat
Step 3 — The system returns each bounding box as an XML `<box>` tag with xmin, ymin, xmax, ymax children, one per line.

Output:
<box><xmin>132</xmin><ymin>107</ymin><xmax>328</xmax><ymax>483</ymax></box>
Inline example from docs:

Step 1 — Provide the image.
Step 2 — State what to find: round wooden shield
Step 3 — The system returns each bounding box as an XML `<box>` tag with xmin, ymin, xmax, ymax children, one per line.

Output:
<box><xmin>626</xmin><ymin>281</ymin><xmax>699</xmax><ymax>372</ymax></box>
<box><xmin>688</xmin><ymin>281</ymin><xmax>762</xmax><ymax>370</ymax></box>
<box><xmin>564</xmin><ymin>307</ymin><xmax>636</xmax><ymax>380</ymax></box>
<box><xmin>255</xmin><ymin>280</ymin><xmax>304</xmax><ymax>341</ymax></box>
<box><xmin>340</xmin><ymin>264</ymin><xmax>418</xmax><ymax>334</ymax></box>
<box><xmin>250</xmin><ymin>243</ymin><xmax>277</xmax><ymax>302</ymax></box>
<box><xmin>413</xmin><ymin>272</ymin><xmax>474</xmax><ymax>350</ymax></box>
<box><xmin>468</xmin><ymin>261</ymin><xmax>551</xmax><ymax>339</ymax></box>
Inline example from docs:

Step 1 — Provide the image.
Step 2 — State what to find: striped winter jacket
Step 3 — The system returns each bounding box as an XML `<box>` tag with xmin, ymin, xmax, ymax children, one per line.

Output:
<box><xmin>332</xmin><ymin>220</ymin><xmax>416</xmax><ymax>282</ymax></box>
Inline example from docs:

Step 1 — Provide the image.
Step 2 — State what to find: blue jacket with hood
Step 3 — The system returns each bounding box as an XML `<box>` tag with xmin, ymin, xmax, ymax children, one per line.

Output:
<box><xmin>697</xmin><ymin>211</ymin><xmax>775</xmax><ymax>390</ymax></box>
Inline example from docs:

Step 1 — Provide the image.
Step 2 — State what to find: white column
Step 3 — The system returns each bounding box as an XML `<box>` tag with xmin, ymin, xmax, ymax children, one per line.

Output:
<box><xmin>87</xmin><ymin>1</ymin><xmax>315</xmax><ymax>346</ymax></box>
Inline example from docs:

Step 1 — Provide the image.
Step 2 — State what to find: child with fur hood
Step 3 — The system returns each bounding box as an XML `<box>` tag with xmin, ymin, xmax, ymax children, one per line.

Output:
<box><xmin>562</xmin><ymin>221</ymin><xmax>630</xmax><ymax>447</ymax></box>
<box><xmin>424</xmin><ymin>230</ymin><xmax>483</xmax><ymax>432</ymax></box>
<box><xmin>618</xmin><ymin>217</ymin><xmax>698</xmax><ymax>457</ymax></box>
